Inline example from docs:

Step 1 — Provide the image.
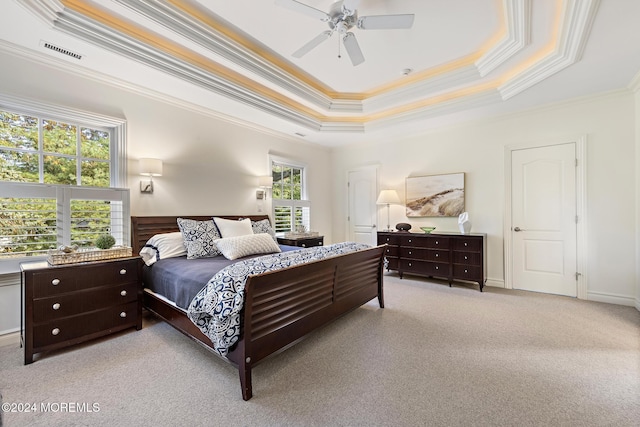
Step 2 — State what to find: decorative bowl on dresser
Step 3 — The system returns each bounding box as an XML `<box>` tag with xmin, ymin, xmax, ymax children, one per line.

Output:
<box><xmin>21</xmin><ymin>256</ymin><xmax>142</xmax><ymax>364</ymax></box>
<box><xmin>377</xmin><ymin>231</ymin><xmax>486</xmax><ymax>291</ymax></box>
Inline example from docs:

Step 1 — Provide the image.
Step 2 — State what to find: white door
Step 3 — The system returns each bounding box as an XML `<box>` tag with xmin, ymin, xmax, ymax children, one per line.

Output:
<box><xmin>511</xmin><ymin>143</ymin><xmax>577</xmax><ymax>296</ymax></box>
<box><xmin>348</xmin><ymin>167</ymin><xmax>377</xmax><ymax>245</ymax></box>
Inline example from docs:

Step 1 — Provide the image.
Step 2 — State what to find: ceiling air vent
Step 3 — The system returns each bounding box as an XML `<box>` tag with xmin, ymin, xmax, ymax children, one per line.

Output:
<box><xmin>42</xmin><ymin>41</ymin><xmax>82</xmax><ymax>60</ymax></box>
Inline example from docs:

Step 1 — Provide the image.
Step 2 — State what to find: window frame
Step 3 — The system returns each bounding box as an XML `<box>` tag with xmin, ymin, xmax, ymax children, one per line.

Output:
<box><xmin>0</xmin><ymin>95</ymin><xmax>128</xmax><ymax>274</ymax></box>
<box><xmin>269</xmin><ymin>155</ymin><xmax>311</xmax><ymax>234</ymax></box>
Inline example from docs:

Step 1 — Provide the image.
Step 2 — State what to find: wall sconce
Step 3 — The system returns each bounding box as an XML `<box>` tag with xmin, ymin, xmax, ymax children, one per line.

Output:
<box><xmin>256</xmin><ymin>175</ymin><xmax>273</xmax><ymax>199</ymax></box>
<box><xmin>376</xmin><ymin>189</ymin><xmax>401</xmax><ymax>231</ymax></box>
<box><xmin>139</xmin><ymin>158</ymin><xmax>163</xmax><ymax>193</ymax></box>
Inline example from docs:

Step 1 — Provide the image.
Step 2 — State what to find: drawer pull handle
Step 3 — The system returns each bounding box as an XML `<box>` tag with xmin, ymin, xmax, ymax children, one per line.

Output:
<box><xmin>408</xmin><ymin>239</ymin><xmax>412</xmax><ymax>243</ymax></box>
<box><xmin>464</xmin><ymin>242</ymin><xmax>468</xmax><ymax>247</ymax></box>
<box><xmin>435</xmin><ymin>266</ymin><xmax>439</xmax><ymax>270</ymax></box>
<box><xmin>51</xmin><ymin>279</ymin><xmax>60</xmax><ymax>286</ymax></box>
<box><xmin>465</xmin><ymin>269</ymin><xmax>468</xmax><ymax>273</ymax></box>
<box><xmin>52</xmin><ymin>303</ymin><xmax>61</xmax><ymax>310</ymax></box>
<box><xmin>464</xmin><ymin>256</ymin><xmax>468</xmax><ymax>260</ymax></box>
<box><xmin>120</xmin><ymin>312</ymin><xmax>127</xmax><ymax>318</ymax></box>
<box><xmin>120</xmin><ymin>290</ymin><xmax>127</xmax><ymax>297</ymax></box>
<box><xmin>51</xmin><ymin>328</ymin><xmax>60</xmax><ymax>336</ymax></box>
<box><xmin>435</xmin><ymin>241</ymin><xmax>439</xmax><ymax>245</ymax></box>
<box><xmin>119</xmin><ymin>269</ymin><xmax>127</xmax><ymax>275</ymax></box>
<box><xmin>408</xmin><ymin>251</ymin><xmax>412</xmax><ymax>255</ymax></box>
<box><xmin>435</xmin><ymin>253</ymin><xmax>439</xmax><ymax>257</ymax></box>
<box><xmin>408</xmin><ymin>262</ymin><xmax>412</xmax><ymax>267</ymax></box>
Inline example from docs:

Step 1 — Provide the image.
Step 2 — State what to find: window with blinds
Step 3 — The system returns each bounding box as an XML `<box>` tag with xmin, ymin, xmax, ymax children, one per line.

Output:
<box><xmin>271</xmin><ymin>158</ymin><xmax>310</xmax><ymax>234</ymax></box>
<box><xmin>0</xmin><ymin>97</ymin><xmax>128</xmax><ymax>271</ymax></box>
<box><xmin>0</xmin><ymin>183</ymin><xmax>129</xmax><ymax>259</ymax></box>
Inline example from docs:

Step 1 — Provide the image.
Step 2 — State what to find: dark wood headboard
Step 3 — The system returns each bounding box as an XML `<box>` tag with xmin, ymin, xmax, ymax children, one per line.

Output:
<box><xmin>131</xmin><ymin>215</ymin><xmax>270</xmax><ymax>254</ymax></box>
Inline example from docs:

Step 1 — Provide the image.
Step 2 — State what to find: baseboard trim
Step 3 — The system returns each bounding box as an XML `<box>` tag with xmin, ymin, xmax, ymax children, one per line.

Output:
<box><xmin>485</xmin><ymin>278</ymin><xmax>505</xmax><ymax>288</ymax></box>
<box><xmin>587</xmin><ymin>291</ymin><xmax>636</xmax><ymax>307</ymax></box>
<box><xmin>0</xmin><ymin>331</ymin><xmax>20</xmax><ymax>348</ymax></box>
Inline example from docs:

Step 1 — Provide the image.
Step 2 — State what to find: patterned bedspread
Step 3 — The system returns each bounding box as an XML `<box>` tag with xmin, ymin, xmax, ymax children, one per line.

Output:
<box><xmin>187</xmin><ymin>242</ymin><xmax>370</xmax><ymax>356</ymax></box>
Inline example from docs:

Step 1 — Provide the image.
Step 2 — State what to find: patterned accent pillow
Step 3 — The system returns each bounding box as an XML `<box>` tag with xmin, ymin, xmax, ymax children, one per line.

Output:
<box><xmin>213</xmin><ymin>217</ymin><xmax>253</xmax><ymax>238</ymax></box>
<box><xmin>139</xmin><ymin>231</ymin><xmax>186</xmax><ymax>266</ymax></box>
<box><xmin>177</xmin><ymin>218</ymin><xmax>221</xmax><ymax>259</ymax></box>
<box><xmin>214</xmin><ymin>233</ymin><xmax>282</xmax><ymax>260</ymax></box>
<box><xmin>249</xmin><ymin>218</ymin><xmax>277</xmax><ymax>242</ymax></box>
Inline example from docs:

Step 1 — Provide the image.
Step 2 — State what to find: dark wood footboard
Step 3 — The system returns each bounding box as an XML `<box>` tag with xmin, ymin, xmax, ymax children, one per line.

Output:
<box><xmin>132</xmin><ymin>216</ymin><xmax>385</xmax><ymax>400</ymax></box>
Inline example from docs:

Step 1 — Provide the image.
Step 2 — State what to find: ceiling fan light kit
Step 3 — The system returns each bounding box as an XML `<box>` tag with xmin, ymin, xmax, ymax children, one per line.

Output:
<box><xmin>276</xmin><ymin>0</ymin><xmax>415</xmax><ymax>66</ymax></box>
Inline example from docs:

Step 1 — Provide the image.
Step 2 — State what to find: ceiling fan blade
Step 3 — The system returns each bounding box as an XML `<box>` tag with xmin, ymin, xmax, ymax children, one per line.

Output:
<box><xmin>293</xmin><ymin>30</ymin><xmax>332</xmax><ymax>58</ymax></box>
<box><xmin>275</xmin><ymin>0</ymin><xmax>330</xmax><ymax>21</ymax></box>
<box><xmin>342</xmin><ymin>32</ymin><xmax>364</xmax><ymax>66</ymax></box>
<box><xmin>358</xmin><ymin>14</ymin><xmax>415</xmax><ymax>30</ymax></box>
<box><xmin>341</xmin><ymin>0</ymin><xmax>361</xmax><ymax>16</ymax></box>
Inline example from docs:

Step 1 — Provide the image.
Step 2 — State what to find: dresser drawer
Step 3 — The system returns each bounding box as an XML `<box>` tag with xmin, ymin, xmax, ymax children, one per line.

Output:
<box><xmin>33</xmin><ymin>301</ymin><xmax>138</xmax><ymax>348</ymax></box>
<box><xmin>32</xmin><ymin>282</ymin><xmax>139</xmax><ymax>323</ymax></box>
<box><xmin>400</xmin><ymin>247</ymin><xmax>427</xmax><ymax>259</ymax></box>
<box><xmin>383</xmin><ymin>246</ymin><xmax>398</xmax><ymax>257</ymax></box>
<box><xmin>452</xmin><ymin>265</ymin><xmax>482</xmax><ymax>281</ymax></box>
<box><xmin>31</xmin><ymin>259</ymin><xmax>138</xmax><ymax>298</ymax></box>
<box><xmin>400</xmin><ymin>259</ymin><xmax>449</xmax><ymax>276</ymax></box>
<box><xmin>453</xmin><ymin>238</ymin><xmax>481</xmax><ymax>252</ymax></box>
<box><xmin>96</xmin><ymin>259</ymin><xmax>139</xmax><ymax>286</ymax></box>
<box><xmin>378</xmin><ymin>234</ymin><xmax>399</xmax><ymax>245</ymax></box>
<box><xmin>400</xmin><ymin>235</ymin><xmax>450</xmax><ymax>249</ymax></box>
<box><xmin>31</xmin><ymin>270</ymin><xmax>79</xmax><ymax>298</ymax></box>
<box><xmin>452</xmin><ymin>252</ymin><xmax>481</xmax><ymax>266</ymax></box>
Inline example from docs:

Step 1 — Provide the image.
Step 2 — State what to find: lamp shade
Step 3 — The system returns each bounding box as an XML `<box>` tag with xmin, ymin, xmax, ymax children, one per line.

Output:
<box><xmin>376</xmin><ymin>189</ymin><xmax>400</xmax><ymax>205</ymax></box>
<box><xmin>139</xmin><ymin>158</ymin><xmax>163</xmax><ymax>177</ymax></box>
<box><xmin>258</xmin><ymin>175</ymin><xmax>273</xmax><ymax>188</ymax></box>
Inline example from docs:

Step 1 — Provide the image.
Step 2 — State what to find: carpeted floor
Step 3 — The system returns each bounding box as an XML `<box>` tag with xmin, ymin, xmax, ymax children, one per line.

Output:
<box><xmin>1</xmin><ymin>274</ymin><xmax>639</xmax><ymax>427</ymax></box>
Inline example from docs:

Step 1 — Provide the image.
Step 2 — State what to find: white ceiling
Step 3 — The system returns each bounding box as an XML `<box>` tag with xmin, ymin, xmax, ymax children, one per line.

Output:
<box><xmin>1</xmin><ymin>0</ymin><xmax>640</xmax><ymax>147</ymax></box>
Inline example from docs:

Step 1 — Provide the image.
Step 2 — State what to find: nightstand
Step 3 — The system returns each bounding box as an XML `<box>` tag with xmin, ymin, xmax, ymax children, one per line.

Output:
<box><xmin>277</xmin><ymin>236</ymin><xmax>324</xmax><ymax>248</ymax></box>
<box><xmin>21</xmin><ymin>256</ymin><xmax>142</xmax><ymax>364</ymax></box>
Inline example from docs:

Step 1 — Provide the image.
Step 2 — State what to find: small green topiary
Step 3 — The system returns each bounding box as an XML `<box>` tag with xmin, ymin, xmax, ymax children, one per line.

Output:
<box><xmin>95</xmin><ymin>234</ymin><xmax>116</xmax><ymax>250</ymax></box>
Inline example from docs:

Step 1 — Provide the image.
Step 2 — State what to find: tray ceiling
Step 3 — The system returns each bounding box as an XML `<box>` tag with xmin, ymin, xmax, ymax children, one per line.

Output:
<box><xmin>2</xmin><ymin>0</ymin><xmax>640</xmax><ymax>146</ymax></box>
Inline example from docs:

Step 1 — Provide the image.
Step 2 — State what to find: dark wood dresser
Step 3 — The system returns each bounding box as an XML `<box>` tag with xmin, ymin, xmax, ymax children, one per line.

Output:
<box><xmin>277</xmin><ymin>236</ymin><xmax>324</xmax><ymax>248</ymax></box>
<box><xmin>377</xmin><ymin>231</ymin><xmax>486</xmax><ymax>291</ymax></box>
<box><xmin>21</xmin><ymin>256</ymin><xmax>142</xmax><ymax>364</ymax></box>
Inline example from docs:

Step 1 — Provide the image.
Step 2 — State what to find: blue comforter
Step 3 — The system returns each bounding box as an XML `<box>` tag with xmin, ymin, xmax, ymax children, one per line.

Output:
<box><xmin>187</xmin><ymin>242</ymin><xmax>370</xmax><ymax>356</ymax></box>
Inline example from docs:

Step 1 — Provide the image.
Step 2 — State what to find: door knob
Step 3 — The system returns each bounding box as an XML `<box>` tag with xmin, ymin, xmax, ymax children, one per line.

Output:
<box><xmin>514</xmin><ymin>226</ymin><xmax>524</xmax><ymax>232</ymax></box>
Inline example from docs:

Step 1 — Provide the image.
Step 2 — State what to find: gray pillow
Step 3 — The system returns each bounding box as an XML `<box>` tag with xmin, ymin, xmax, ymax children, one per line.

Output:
<box><xmin>177</xmin><ymin>218</ymin><xmax>221</xmax><ymax>259</ymax></box>
<box><xmin>249</xmin><ymin>218</ymin><xmax>277</xmax><ymax>242</ymax></box>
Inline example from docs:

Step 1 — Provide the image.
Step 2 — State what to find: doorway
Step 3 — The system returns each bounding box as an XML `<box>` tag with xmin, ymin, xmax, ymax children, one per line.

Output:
<box><xmin>505</xmin><ymin>138</ymin><xmax>587</xmax><ymax>298</ymax></box>
<box><xmin>347</xmin><ymin>166</ymin><xmax>378</xmax><ymax>246</ymax></box>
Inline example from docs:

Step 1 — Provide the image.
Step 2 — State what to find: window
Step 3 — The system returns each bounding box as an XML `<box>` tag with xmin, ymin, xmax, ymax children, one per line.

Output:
<box><xmin>271</xmin><ymin>157</ymin><xmax>310</xmax><ymax>234</ymax></box>
<box><xmin>0</xmin><ymin>95</ymin><xmax>128</xmax><ymax>272</ymax></box>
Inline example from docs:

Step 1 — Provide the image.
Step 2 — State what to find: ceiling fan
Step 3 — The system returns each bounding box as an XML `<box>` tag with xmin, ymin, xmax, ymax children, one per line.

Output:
<box><xmin>275</xmin><ymin>0</ymin><xmax>415</xmax><ymax>66</ymax></box>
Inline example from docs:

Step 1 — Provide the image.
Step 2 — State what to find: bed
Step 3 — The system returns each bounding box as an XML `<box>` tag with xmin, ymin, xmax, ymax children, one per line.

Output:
<box><xmin>131</xmin><ymin>215</ymin><xmax>386</xmax><ymax>400</ymax></box>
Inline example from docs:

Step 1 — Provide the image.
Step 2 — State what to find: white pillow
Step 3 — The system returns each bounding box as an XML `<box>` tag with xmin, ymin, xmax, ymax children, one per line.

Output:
<box><xmin>139</xmin><ymin>232</ymin><xmax>187</xmax><ymax>266</ymax></box>
<box><xmin>214</xmin><ymin>233</ymin><xmax>282</xmax><ymax>260</ymax></box>
<box><xmin>213</xmin><ymin>217</ymin><xmax>253</xmax><ymax>238</ymax></box>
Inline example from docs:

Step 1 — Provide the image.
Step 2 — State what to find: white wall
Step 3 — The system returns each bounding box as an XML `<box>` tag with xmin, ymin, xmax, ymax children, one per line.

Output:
<box><xmin>332</xmin><ymin>91</ymin><xmax>638</xmax><ymax>306</ymax></box>
<box><xmin>0</xmin><ymin>50</ymin><xmax>334</xmax><ymax>337</ymax></box>
<box><xmin>634</xmin><ymin>77</ymin><xmax>640</xmax><ymax>311</ymax></box>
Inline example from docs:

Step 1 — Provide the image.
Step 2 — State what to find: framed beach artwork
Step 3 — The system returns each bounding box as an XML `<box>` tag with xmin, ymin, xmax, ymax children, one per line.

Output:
<box><xmin>405</xmin><ymin>173</ymin><xmax>465</xmax><ymax>217</ymax></box>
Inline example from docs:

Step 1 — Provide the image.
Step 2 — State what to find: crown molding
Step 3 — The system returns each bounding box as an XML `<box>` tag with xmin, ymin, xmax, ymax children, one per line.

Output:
<box><xmin>367</xmin><ymin>90</ymin><xmax>501</xmax><ymax>131</ymax></box>
<box><xmin>0</xmin><ymin>39</ymin><xmax>315</xmax><ymax>146</ymax></box>
<box><xmin>499</xmin><ymin>0</ymin><xmax>600</xmax><ymax>100</ymax></box>
<box><xmin>12</xmin><ymin>0</ymin><xmax>600</xmax><ymax>137</ymax></box>
<box><xmin>475</xmin><ymin>0</ymin><xmax>531</xmax><ymax>77</ymax></box>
